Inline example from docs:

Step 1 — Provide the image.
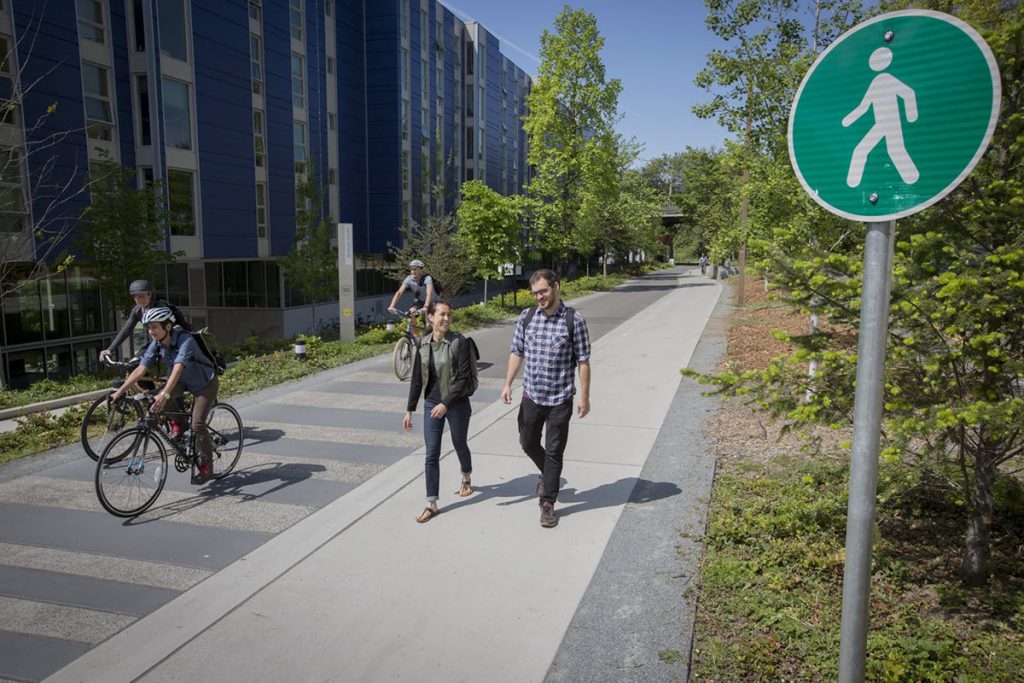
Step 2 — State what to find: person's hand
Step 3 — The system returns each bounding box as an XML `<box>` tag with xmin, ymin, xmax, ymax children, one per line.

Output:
<box><xmin>402</xmin><ymin>411</ymin><xmax>413</xmax><ymax>431</ymax></box>
<box><xmin>576</xmin><ymin>396</ymin><xmax>590</xmax><ymax>418</ymax></box>
<box><xmin>99</xmin><ymin>349</ymin><xmax>111</xmax><ymax>364</ymax></box>
<box><xmin>151</xmin><ymin>393</ymin><xmax>167</xmax><ymax>414</ymax></box>
<box><xmin>388</xmin><ymin>306</ymin><xmax>399</xmax><ymax>315</ymax></box>
<box><xmin>501</xmin><ymin>385</ymin><xmax>513</xmax><ymax>404</ymax></box>
<box><xmin>430</xmin><ymin>403</ymin><xmax>447</xmax><ymax>419</ymax></box>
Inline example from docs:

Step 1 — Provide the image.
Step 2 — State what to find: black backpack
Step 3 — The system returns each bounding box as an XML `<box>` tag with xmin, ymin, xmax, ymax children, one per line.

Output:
<box><xmin>522</xmin><ymin>305</ymin><xmax>577</xmax><ymax>367</ymax></box>
<box><xmin>420</xmin><ymin>273</ymin><xmax>443</xmax><ymax>296</ymax></box>
<box><xmin>191</xmin><ymin>327</ymin><xmax>227</xmax><ymax>375</ymax></box>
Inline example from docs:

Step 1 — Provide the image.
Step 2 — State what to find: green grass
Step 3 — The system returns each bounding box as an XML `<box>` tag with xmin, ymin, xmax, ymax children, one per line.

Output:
<box><xmin>692</xmin><ymin>456</ymin><xmax>1024</xmax><ymax>681</ymax></box>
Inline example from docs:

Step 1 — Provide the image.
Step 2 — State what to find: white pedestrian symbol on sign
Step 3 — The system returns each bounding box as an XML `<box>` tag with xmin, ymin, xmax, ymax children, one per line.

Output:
<box><xmin>842</xmin><ymin>47</ymin><xmax>920</xmax><ymax>188</ymax></box>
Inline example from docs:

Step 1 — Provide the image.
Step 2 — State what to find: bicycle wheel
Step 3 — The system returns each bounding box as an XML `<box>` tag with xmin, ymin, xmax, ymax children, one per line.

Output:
<box><xmin>81</xmin><ymin>393</ymin><xmax>143</xmax><ymax>462</ymax></box>
<box><xmin>207</xmin><ymin>403</ymin><xmax>243</xmax><ymax>478</ymax></box>
<box><xmin>393</xmin><ymin>337</ymin><xmax>414</xmax><ymax>381</ymax></box>
<box><xmin>95</xmin><ymin>427</ymin><xmax>167</xmax><ymax>517</ymax></box>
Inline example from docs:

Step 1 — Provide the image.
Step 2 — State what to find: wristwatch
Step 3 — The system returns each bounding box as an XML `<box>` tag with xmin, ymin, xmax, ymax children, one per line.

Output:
<box><xmin>161</xmin><ymin>392</ymin><xmax>172</xmax><ymax>400</ymax></box>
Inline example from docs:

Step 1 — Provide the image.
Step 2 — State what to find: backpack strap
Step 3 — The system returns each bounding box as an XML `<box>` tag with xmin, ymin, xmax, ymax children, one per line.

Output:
<box><xmin>522</xmin><ymin>305</ymin><xmax>577</xmax><ymax>367</ymax></box>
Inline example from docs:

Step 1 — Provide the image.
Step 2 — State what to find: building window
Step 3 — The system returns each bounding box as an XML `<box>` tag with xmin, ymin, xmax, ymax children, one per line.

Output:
<box><xmin>289</xmin><ymin>0</ymin><xmax>302</xmax><ymax>41</ymax></box>
<box><xmin>328</xmin><ymin>112</ymin><xmax>336</xmax><ymax>132</ymax></box>
<box><xmin>167</xmin><ymin>169</ymin><xmax>194</xmax><ymax>236</ymax></box>
<box><xmin>253</xmin><ymin>110</ymin><xmax>266</xmax><ymax>167</ymax></box>
<box><xmin>0</xmin><ymin>148</ymin><xmax>26</xmax><ymax>232</ymax></box>
<box><xmin>328</xmin><ymin>168</ymin><xmax>336</xmax><ymax>185</ymax></box>
<box><xmin>293</xmin><ymin>121</ymin><xmax>306</xmax><ymax>173</ymax></box>
<box><xmin>248</xmin><ymin>0</ymin><xmax>261</xmax><ymax>22</ymax></box>
<box><xmin>132</xmin><ymin>0</ymin><xmax>145</xmax><ymax>51</ymax></box>
<box><xmin>402</xmin><ymin>48</ymin><xmax>409</xmax><ymax>91</ymax></box>
<box><xmin>327</xmin><ymin>56</ymin><xmax>335</xmax><ymax>75</ymax></box>
<box><xmin>465</xmin><ymin>42</ymin><xmax>473</xmax><ymax>75</ymax></box>
<box><xmin>465</xmin><ymin>84</ymin><xmax>473</xmax><ymax>117</ymax></box>
<box><xmin>81</xmin><ymin>62</ymin><xmax>114</xmax><ymax>141</ymax></box>
<box><xmin>291</xmin><ymin>53</ymin><xmax>305</xmax><ymax>109</ymax></box>
<box><xmin>162</xmin><ymin>263</ymin><xmax>190</xmax><ymax>306</ymax></box>
<box><xmin>77</xmin><ymin>0</ymin><xmax>106</xmax><ymax>44</ymax></box>
<box><xmin>402</xmin><ymin>151</ymin><xmax>408</xmax><ymax>190</ymax></box>
<box><xmin>158</xmin><ymin>0</ymin><xmax>187</xmax><ymax>61</ymax></box>
<box><xmin>421</xmin><ymin>59</ymin><xmax>428</xmax><ymax>94</ymax></box>
<box><xmin>162</xmin><ymin>78</ymin><xmax>192</xmax><ymax>150</ymax></box>
<box><xmin>250</xmin><ymin>33</ymin><xmax>263</xmax><ymax>95</ymax></box>
<box><xmin>401</xmin><ymin>0</ymin><xmax>408</xmax><ymax>40</ymax></box>
<box><xmin>421</xmin><ymin>107</ymin><xmax>428</xmax><ymax>135</ymax></box>
<box><xmin>136</xmin><ymin>75</ymin><xmax>150</xmax><ymax>145</ymax></box>
<box><xmin>256</xmin><ymin>182</ymin><xmax>267</xmax><ymax>237</ymax></box>
<box><xmin>325</xmin><ymin>0</ymin><xmax>332</xmax><ymax>18</ymax></box>
<box><xmin>401</xmin><ymin>101</ymin><xmax>408</xmax><ymax>140</ymax></box>
<box><xmin>421</xmin><ymin>10</ymin><xmax>427</xmax><ymax>48</ymax></box>
<box><xmin>465</xmin><ymin>126</ymin><xmax>472</xmax><ymax>158</ymax></box>
<box><xmin>0</xmin><ymin>37</ymin><xmax>14</xmax><ymax>126</ymax></box>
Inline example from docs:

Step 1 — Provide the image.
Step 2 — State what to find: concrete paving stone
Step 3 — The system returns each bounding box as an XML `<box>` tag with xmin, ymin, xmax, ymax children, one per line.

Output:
<box><xmin>267</xmin><ymin>389</ymin><xmax>498</xmax><ymax>414</ymax></box>
<box><xmin>236</xmin><ymin>434</ymin><xmax>409</xmax><ymax>465</ymax></box>
<box><xmin>244</xmin><ymin>403</ymin><xmax>407</xmax><ymax>430</ymax></box>
<box><xmin>0</xmin><ymin>503</ymin><xmax>270</xmax><ymax>570</ymax></box>
<box><xmin>0</xmin><ymin>543</ymin><xmax>211</xmax><ymax>591</ymax></box>
<box><xmin>241</xmin><ymin>420</ymin><xmax>420</xmax><ymax>448</ymax></box>
<box><xmin>231</xmin><ymin>451</ymin><xmax>387</xmax><ymax>484</ymax></box>
<box><xmin>0</xmin><ymin>565</ymin><xmax>179</xmax><ymax>617</ymax></box>
<box><xmin>136</xmin><ymin>453</ymin><xmax>642</xmax><ymax>683</ymax></box>
<box><xmin>0</xmin><ymin>477</ymin><xmax>314</xmax><ymax>534</ymax></box>
<box><xmin>0</xmin><ymin>631</ymin><xmax>91</xmax><ymax>683</ymax></box>
<box><xmin>0</xmin><ymin>596</ymin><xmax>135</xmax><ymax>643</ymax></box>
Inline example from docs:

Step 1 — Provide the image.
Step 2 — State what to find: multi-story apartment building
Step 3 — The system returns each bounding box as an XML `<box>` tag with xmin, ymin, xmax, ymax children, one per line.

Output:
<box><xmin>0</xmin><ymin>0</ymin><xmax>531</xmax><ymax>389</ymax></box>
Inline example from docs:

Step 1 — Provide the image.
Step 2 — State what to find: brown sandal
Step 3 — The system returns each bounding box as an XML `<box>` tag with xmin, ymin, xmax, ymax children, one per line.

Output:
<box><xmin>416</xmin><ymin>506</ymin><xmax>439</xmax><ymax>523</ymax></box>
<box><xmin>457</xmin><ymin>478</ymin><xmax>473</xmax><ymax>497</ymax></box>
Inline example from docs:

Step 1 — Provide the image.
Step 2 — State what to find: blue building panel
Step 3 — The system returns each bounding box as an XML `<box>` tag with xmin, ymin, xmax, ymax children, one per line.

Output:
<box><xmin>192</xmin><ymin>1</ymin><xmax>257</xmax><ymax>258</ymax></box>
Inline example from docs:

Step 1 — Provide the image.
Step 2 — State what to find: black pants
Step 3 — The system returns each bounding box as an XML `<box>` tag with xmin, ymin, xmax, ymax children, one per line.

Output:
<box><xmin>518</xmin><ymin>395</ymin><xmax>573</xmax><ymax>505</ymax></box>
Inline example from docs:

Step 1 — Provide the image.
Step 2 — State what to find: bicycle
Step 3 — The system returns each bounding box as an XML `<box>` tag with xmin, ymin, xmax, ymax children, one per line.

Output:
<box><xmin>94</xmin><ymin>391</ymin><xmax>244</xmax><ymax>517</ymax></box>
<box><xmin>390</xmin><ymin>309</ymin><xmax>421</xmax><ymax>381</ymax></box>
<box><xmin>81</xmin><ymin>358</ymin><xmax>172</xmax><ymax>462</ymax></box>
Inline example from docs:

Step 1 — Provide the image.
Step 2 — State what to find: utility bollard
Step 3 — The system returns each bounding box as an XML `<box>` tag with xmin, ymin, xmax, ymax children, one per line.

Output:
<box><xmin>294</xmin><ymin>337</ymin><xmax>306</xmax><ymax>360</ymax></box>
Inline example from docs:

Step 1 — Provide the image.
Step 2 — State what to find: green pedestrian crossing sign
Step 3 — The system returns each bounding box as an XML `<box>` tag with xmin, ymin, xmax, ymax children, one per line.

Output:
<box><xmin>789</xmin><ymin>10</ymin><xmax>1001</xmax><ymax>222</ymax></box>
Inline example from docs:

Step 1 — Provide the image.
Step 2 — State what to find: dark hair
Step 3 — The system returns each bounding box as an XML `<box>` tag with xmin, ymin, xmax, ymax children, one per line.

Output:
<box><xmin>529</xmin><ymin>268</ymin><xmax>559</xmax><ymax>287</ymax></box>
<box><xmin>427</xmin><ymin>298</ymin><xmax>451</xmax><ymax>315</ymax></box>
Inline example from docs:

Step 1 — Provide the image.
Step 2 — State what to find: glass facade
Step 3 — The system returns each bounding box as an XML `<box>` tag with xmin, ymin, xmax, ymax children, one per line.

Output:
<box><xmin>158</xmin><ymin>0</ymin><xmax>187</xmax><ymax>61</ymax></box>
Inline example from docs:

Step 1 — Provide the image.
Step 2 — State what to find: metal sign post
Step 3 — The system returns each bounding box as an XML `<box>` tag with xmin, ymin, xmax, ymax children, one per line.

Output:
<box><xmin>786</xmin><ymin>10</ymin><xmax>1001</xmax><ymax>680</ymax></box>
<box><xmin>838</xmin><ymin>220</ymin><xmax>894</xmax><ymax>682</ymax></box>
<box><xmin>337</xmin><ymin>222</ymin><xmax>355</xmax><ymax>343</ymax></box>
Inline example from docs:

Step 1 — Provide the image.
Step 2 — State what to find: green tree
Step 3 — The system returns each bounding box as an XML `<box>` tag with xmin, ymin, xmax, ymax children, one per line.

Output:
<box><xmin>702</xmin><ymin>1</ymin><xmax>1024</xmax><ymax>586</ymax></box>
<box><xmin>278</xmin><ymin>172</ymin><xmax>337</xmax><ymax>331</ymax></box>
<box><xmin>523</xmin><ymin>5</ymin><xmax>622</xmax><ymax>263</ymax></box>
<box><xmin>391</xmin><ymin>188</ymin><xmax>474</xmax><ymax>299</ymax></box>
<box><xmin>675</xmin><ymin>146</ymin><xmax>741</xmax><ymax>262</ymax></box>
<box><xmin>456</xmin><ymin>180</ymin><xmax>521</xmax><ymax>302</ymax></box>
<box><xmin>75</xmin><ymin>162</ymin><xmax>172</xmax><ymax>315</ymax></box>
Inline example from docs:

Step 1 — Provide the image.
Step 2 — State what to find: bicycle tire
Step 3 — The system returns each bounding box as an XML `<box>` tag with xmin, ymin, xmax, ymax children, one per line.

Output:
<box><xmin>81</xmin><ymin>393</ymin><xmax>144</xmax><ymax>462</ymax></box>
<box><xmin>393</xmin><ymin>337</ymin><xmax>414</xmax><ymax>381</ymax></box>
<box><xmin>95</xmin><ymin>427</ymin><xmax>168</xmax><ymax>517</ymax></box>
<box><xmin>207</xmin><ymin>403</ymin><xmax>243</xmax><ymax>478</ymax></box>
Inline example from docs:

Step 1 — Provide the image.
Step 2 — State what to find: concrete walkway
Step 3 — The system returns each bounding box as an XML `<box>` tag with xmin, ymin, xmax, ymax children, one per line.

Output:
<box><xmin>45</xmin><ymin>270</ymin><xmax>724</xmax><ymax>683</ymax></box>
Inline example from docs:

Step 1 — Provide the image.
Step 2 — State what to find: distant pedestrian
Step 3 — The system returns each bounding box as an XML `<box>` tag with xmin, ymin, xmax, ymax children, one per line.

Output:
<box><xmin>501</xmin><ymin>268</ymin><xmax>591</xmax><ymax>528</ymax></box>
<box><xmin>403</xmin><ymin>299</ymin><xmax>475</xmax><ymax>523</ymax></box>
<box><xmin>699</xmin><ymin>254</ymin><xmax>708</xmax><ymax>275</ymax></box>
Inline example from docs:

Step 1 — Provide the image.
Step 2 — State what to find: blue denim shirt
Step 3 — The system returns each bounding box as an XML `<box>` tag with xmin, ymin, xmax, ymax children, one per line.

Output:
<box><xmin>140</xmin><ymin>328</ymin><xmax>216</xmax><ymax>394</ymax></box>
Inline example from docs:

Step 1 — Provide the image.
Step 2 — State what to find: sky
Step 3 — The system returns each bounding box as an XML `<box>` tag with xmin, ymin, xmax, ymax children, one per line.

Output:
<box><xmin>441</xmin><ymin>0</ymin><xmax>734</xmax><ymax>165</ymax></box>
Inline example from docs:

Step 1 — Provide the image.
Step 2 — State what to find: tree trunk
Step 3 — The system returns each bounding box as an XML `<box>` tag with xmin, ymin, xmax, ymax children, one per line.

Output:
<box><xmin>962</xmin><ymin>452</ymin><xmax>996</xmax><ymax>586</ymax></box>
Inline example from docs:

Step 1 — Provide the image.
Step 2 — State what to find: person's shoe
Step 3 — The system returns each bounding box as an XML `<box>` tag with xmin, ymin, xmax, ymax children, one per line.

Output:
<box><xmin>168</xmin><ymin>419</ymin><xmax>183</xmax><ymax>440</ymax></box>
<box><xmin>540</xmin><ymin>501</ymin><xmax>558</xmax><ymax>528</ymax></box>
<box><xmin>191</xmin><ymin>463</ymin><xmax>213</xmax><ymax>485</ymax></box>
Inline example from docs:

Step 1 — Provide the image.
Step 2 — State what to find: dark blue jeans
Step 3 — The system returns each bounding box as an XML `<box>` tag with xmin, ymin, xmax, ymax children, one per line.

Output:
<box><xmin>423</xmin><ymin>398</ymin><xmax>472</xmax><ymax>501</ymax></box>
<box><xmin>518</xmin><ymin>395</ymin><xmax>573</xmax><ymax>505</ymax></box>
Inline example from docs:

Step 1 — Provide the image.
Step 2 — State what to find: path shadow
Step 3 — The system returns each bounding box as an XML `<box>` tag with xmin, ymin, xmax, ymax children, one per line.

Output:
<box><xmin>557</xmin><ymin>478</ymin><xmax>681</xmax><ymax>517</ymax></box>
<box><xmin>608</xmin><ymin>281</ymin><xmax>718</xmax><ymax>294</ymax></box>
<box><xmin>243</xmin><ymin>426</ymin><xmax>286</xmax><ymax>447</ymax></box>
<box><xmin>123</xmin><ymin>461</ymin><xmax>326</xmax><ymax>525</ymax></box>
<box><xmin>439</xmin><ymin>474</ymin><xmax>551</xmax><ymax>514</ymax></box>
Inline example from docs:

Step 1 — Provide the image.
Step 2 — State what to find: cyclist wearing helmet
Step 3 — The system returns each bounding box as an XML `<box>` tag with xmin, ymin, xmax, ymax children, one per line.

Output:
<box><xmin>387</xmin><ymin>260</ymin><xmax>436</xmax><ymax>332</ymax></box>
<box><xmin>108</xmin><ymin>307</ymin><xmax>220</xmax><ymax>485</ymax></box>
<box><xmin>99</xmin><ymin>279</ymin><xmax>191</xmax><ymax>363</ymax></box>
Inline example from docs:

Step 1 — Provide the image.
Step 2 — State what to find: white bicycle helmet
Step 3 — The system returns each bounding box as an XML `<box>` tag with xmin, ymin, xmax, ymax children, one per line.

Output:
<box><xmin>409</xmin><ymin>259</ymin><xmax>424</xmax><ymax>268</ymax></box>
<box><xmin>141</xmin><ymin>306</ymin><xmax>175</xmax><ymax>325</ymax></box>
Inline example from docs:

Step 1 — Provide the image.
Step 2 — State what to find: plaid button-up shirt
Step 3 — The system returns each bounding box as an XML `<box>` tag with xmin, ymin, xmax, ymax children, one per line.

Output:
<box><xmin>510</xmin><ymin>302</ymin><xmax>591</xmax><ymax>406</ymax></box>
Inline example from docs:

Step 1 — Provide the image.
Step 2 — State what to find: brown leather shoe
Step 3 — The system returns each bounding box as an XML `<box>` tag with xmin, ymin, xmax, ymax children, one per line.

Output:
<box><xmin>540</xmin><ymin>501</ymin><xmax>557</xmax><ymax>528</ymax></box>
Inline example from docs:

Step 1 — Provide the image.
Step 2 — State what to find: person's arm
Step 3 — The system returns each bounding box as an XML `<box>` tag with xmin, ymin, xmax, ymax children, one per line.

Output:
<box><xmin>388</xmin><ymin>282</ymin><xmax>409</xmax><ymax>313</ymax></box>
<box><xmin>101</xmin><ymin>305</ymin><xmax>141</xmax><ymax>360</ymax></box>
<box><xmin>576</xmin><ymin>360</ymin><xmax>591</xmax><ymax>418</ymax></box>
<box><xmin>109</xmin><ymin>362</ymin><xmax>150</xmax><ymax>403</ymax></box>
<box><xmin>422</xmin><ymin>277</ymin><xmax>434</xmax><ymax>312</ymax></box>
<box><xmin>151</xmin><ymin>363</ymin><xmax>185</xmax><ymax>414</ymax></box>
<box><xmin>501</xmin><ymin>353</ymin><xmax>523</xmax><ymax>404</ymax></box>
<box><xmin>406</xmin><ymin>343</ymin><xmax>423</xmax><ymax>412</ymax></box>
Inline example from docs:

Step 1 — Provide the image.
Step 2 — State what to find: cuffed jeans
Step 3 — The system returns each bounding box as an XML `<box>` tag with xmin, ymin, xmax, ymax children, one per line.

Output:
<box><xmin>518</xmin><ymin>395</ymin><xmax>573</xmax><ymax>505</ymax></box>
<box><xmin>192</xmin><ymin>377</ymin><xmax>219</xmax><ymax>466</ymax></box>
<box><xmin>423</xmin><ymin>398</ymin><xmax>472</xmax><ymax>501</ymax></box>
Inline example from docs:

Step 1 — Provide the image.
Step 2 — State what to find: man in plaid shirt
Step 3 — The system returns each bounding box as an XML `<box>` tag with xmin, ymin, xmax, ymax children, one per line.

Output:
<box><xmin>501</xmin><ymin>268</ymin><xmax>591</xmax><ymax>528</ymax></box>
